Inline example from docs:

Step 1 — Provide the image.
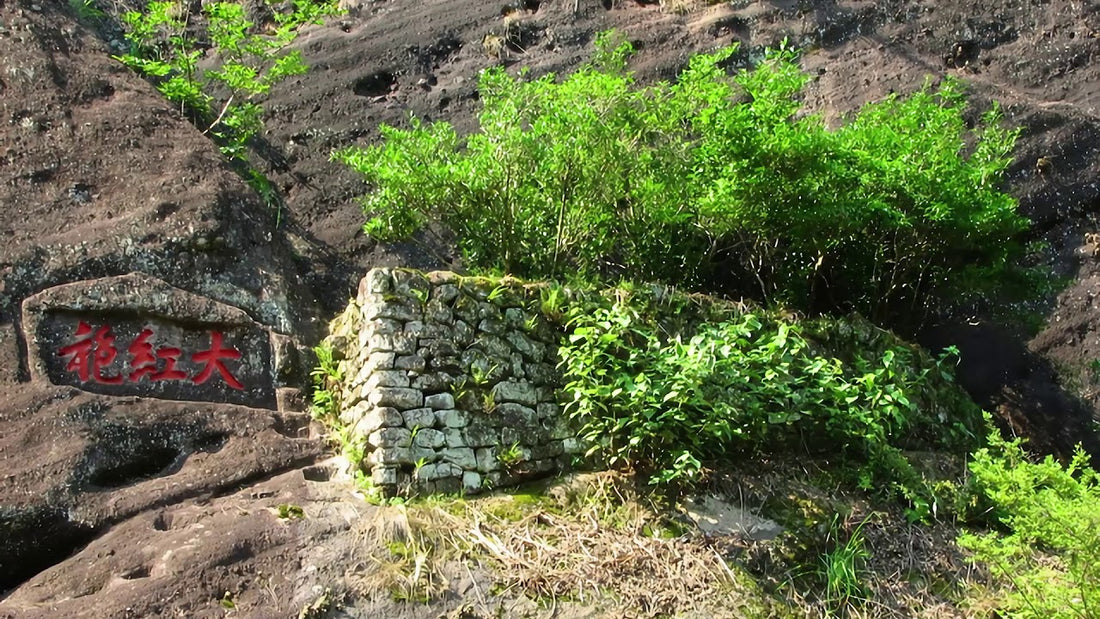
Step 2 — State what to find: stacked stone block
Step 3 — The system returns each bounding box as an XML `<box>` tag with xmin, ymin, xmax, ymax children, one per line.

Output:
<box><xmin>327</xmin><ymin>268</ymin><xmax>581</xmax><ymax>496</ymax></box>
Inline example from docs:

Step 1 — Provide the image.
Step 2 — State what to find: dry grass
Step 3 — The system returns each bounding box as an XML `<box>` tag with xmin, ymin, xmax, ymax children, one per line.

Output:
<box><xmin>459</xmin><ymin>506</ymin><xmax>759</xmax><ymax>616</ymax></box>
<box><xmin>345</xmin><ymin>465</ymin><xmax>1000</xmax><ymax>618</ymax></box>
<box><xmin>350</xmin><ymin>505</ymin><xmax>456</xmax><ymax>603</ymax></box>
<box><xmin>660</xmin><ymin>0</ymin><xmax>728</xmax><ymax>15</ymax></box>
<box><xmin>348</xmin><ymin>472</ymin><xmax>781</xmax><ymax>617</ymax></box>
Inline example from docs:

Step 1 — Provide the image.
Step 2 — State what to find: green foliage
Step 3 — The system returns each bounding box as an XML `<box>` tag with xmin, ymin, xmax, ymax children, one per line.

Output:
<box><xmin>958</xmin><ymin>426</ymin><xmax>1100</xmax><ymax>618</ymax></box>
<box><xmin>557</xmin><ymin>287</ymin><xmax>982</xmax><ymax>503</ymax></box>
<box><xmin>498</xmin><ymin>442</ymin><xmax>525</xmax><ymax>470</ymax></box>
<box><xmin>277</xmin><ymin>503</ymin><xmax>305</xmax><ymax>519</ymax></box>
<box><xmin>309</xmin><ymin>342</ymin><xmax>343</xmax><ymax>424</ymax></box>
<box><xmin>245</xmin><ymin>168</ymin><xmax>283</xmax><ymax>223</ymax></box>
<box><xmin>69</xmin><ymin>0</ymin><xmax>106</xmax><ymax>23</ymax></box>
<box><xmin>310</xmin><ymin>341</ymin><xmax>384</xmax><ymax>494</ymax></box>
<box><xmin>219</xmin><ymin>590</ymin><xmax>236</xmax><ymax>609</ymax></box>
<box><xmin>480</xmin><ymin>390</ymin><xmax>497</xmax><ymax>414</ymax></box>
<box><xmin>538</xmin><ymin>282</ymin><xmax>568</xmax><ymax>321</ymax></box>
<box><xmin>335</xmin><ymin>32</ymin><xmax>1028</xmax><ymax>322</ymax></box>
<box><xmin>819</xmin><ymin>515</ymin><xmax>871</xmax><ymax>616</ymax></box>
<box><xmin>115</xmin><ymin>0</ymin><xmax>337</xmax><ymax>217</ymax></box>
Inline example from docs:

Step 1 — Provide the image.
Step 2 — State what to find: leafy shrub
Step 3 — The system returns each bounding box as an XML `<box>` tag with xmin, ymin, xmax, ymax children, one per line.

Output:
<box><xmin>958</xmin><ymin>427</ymin><xmax>1100</xmax><ymax>618</ymax></box>
<box><xmin>116</xmin><ymin>0</ymin><xmax>337</xmax><ymax>161</ymax></box>
<box><xmin>335</xmin><ymin>33</ymin><xmax>1028</xmax><ymax>322</ymax></box>
<box><xmin>335</xmin><ymin>36</ymin><xmax>700</xmax><ymax>284</ymax></box>
<box><xmin>556</xmin><ymin>287</ymin><xmax>982</xmax><ymax>499</ymax></box>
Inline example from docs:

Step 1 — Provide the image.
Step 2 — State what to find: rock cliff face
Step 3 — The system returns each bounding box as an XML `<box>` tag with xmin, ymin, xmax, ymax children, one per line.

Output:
<box><xmin>0</xmin><ymin>0</ymin><xmax>1097</xmax><ymax>615</ymax></box>
<box><xmin>0</xmin><ymin>0</ymin><xmax>325</xmax><ymax>602</ymax></box>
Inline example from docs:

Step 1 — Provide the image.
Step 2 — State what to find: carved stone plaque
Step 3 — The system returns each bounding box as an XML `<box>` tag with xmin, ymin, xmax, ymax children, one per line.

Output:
<box><xmin>22</xmin><ymin>274</ymin><xmax>278</xmax><ymax>408</ymax></box>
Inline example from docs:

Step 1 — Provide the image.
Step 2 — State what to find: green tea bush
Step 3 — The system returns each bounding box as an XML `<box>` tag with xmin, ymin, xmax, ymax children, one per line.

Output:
<box><xmin>335</xmin><ymin>33</ymin><xmax>1028</xmax><ymax>322</ymax></box>
<box><xmin>959</xmin><ymin>428</ymin><xmax>1100</xmax><ymax>618</ymax></box>
<box><xmin>556</xmin><ymin>288</ymin><xmax>982</xmax><ymax>500</ymax></box>
<box><xmin>116</xmin><ymin>0</ymin><xmax>337</xmax><ymax>161</ymax></box>
<box><xmin>336</xmin><ymin>36</ymin><xmax>701</xmax><ymax>285</ymax></box>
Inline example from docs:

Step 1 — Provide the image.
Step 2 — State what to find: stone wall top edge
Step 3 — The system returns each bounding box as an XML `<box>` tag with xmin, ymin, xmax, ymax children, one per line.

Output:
<box><xmin>360</xmin><ymin>267</ymin><xmax>561</xmax><ymax>291</ymax></box>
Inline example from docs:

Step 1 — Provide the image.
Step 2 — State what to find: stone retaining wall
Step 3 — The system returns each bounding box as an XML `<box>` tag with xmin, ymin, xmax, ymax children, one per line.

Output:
<box><xmin>325</xmin><ymin>268</ymin><xmax>582</xmax><ymax>496</ymax></box>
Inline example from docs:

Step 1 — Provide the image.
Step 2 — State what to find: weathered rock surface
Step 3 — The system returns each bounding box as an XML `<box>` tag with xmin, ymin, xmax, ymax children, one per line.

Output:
<box><xmin>0</xmin><ymin>0</ymin><xmax>1097</xmax><ymax>615</ymax></box>
<box><xmin>0</xmin><ymin>0</ymin><xmax>325</xmax><ymax>602</ymax></box>
<box><xmin>0</xmin><ymin>387</ymin><xmax>321</xmax><ymax>588</ymax></box>
<box><xmin>1</xmin><ymin>463</ymin><xmax>362</xmax><ymax>618</ymax></box>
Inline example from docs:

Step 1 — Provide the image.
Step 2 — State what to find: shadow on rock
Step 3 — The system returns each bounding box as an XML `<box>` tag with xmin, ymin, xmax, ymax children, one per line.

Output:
<box><xmin>920</xmin><ymin>320</ymin><xmax>1100</xmax><ymax>461</ymax></box>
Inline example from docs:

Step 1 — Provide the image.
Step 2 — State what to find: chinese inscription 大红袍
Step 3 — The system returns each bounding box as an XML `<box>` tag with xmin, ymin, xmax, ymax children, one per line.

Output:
<box><xmin>57</xmin><ymin>321</ymin><xmax>244</xmax><ymax>390</ymax></box>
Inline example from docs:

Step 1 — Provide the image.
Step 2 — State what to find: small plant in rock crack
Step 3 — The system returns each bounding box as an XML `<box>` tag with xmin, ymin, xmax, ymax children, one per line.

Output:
<box><xmin>522</xmin><ymin>314</ymin><xmax>539</xmax><ymax>333</ymax></box>
<box><xmin>450</xmin><ymin>377</ymin><xmax>471</xmax><ymax>402</ymax></box>
<box><xmin>408</xmin><ymin>287</ymin><xmax>429</xmax><ymax>306</ymax></box>
<box><xmin>309</xmin><ymin>342</ymin><xmax>343</xmax><ymax>425</ymax></box>
<box><xmin>69</xmin><ymin>0</ymin><xmax>106</xmax><ymax>23</ymax></box>
<box><xmin>219</xmin><ymin>591</ymin><xmax>237</xmax><ymax>610</ymax></box>
<box><xmin>498</xmin><ymin>442</ymin><xmax>525</xmax><ymax>470</ymax></box>
<box><xmin>245</xmin><ymin>168</ymin><xmax>285</xmax><ymax>223</ymax></box>
<box><xmin>469</xmin><ymin>363</ymin><xmax>497</xmax><ymax>387</ymax></box>
<box><xmin>277</xmin><ymin>503</ymin><xmax>305</xmax><ymax>519</ymax></box>
<box><xmin>538</xmin><ymin>283</ymin><xmax>568</xmax><ymax>322</ymax></box>
<box><xmin>487</xmin><ymin>283</ymin><xmax>510</xmax><ymax>303</ymax></box>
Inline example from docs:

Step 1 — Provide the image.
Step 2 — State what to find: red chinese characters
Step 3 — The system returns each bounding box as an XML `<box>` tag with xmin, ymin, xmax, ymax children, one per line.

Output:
<box><xmin>191</xmin><ymin>332</ymin><xmax>244</xmax><ymax>390</ymax></box>
<box><xmin>57</xmin><ymin>322</ymin><xmax>123</xmax><ymax>385</ymax></box>
<box><xmin>57</xmin><ymin>322</ymin><xmax>244</xmax><ymax>391</ymax></box>
<box><xmin>128</xmin><ymin>328</ymin><xmax>188</xmax><ymax>383</ymax></box>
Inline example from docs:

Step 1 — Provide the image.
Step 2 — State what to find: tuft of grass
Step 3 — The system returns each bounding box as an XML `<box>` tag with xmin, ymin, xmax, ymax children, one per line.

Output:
<box><xmin>351</xmin><ymin>504</ymin><xmax>461</xmax><ymax>604</ymax></box>
<box><xmin>497</xmin><ymin>442</ymin><xmax>524</xmax><ymax>471</ymax></box>
<box><xmin>820</xmin><ymin>514</ymin><xmax>871</xmax><ymax>616</ymax></box>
